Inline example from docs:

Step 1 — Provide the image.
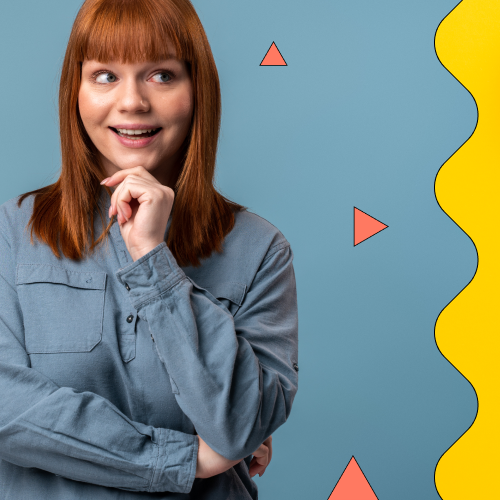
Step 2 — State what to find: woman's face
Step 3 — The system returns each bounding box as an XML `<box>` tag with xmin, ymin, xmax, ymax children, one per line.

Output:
<box><xmin>78</xmin><ymin>50</ymin><xmax>194</xmax><ymax>187</ymax></box>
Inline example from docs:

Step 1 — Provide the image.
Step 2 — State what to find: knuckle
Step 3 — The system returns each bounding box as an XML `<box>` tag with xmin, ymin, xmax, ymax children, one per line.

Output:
<box><xmin>161</xmin><ymin>185</ymin><xmax>174</xmax><ymax>197</ymax></box>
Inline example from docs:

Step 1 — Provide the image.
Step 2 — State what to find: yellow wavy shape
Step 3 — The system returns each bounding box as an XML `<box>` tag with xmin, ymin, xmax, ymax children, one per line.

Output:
<box><xmin>435</xmin><ymin>0</ymin><xmax>500</xmax><ymax>497</ymax></box>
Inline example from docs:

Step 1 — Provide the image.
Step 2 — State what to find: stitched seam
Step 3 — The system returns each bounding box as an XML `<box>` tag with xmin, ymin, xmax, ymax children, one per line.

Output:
<box><xmin>202</xmin><ymin>282</ymin><xmax>247</xmax><ymax>306</ymax></box>
<box><xmin>186</xmin><ymin>434</ymin><xmax>198</xmax><ymax>492</ymax></box>
<box><xmin>16</xmin><ymin>264</ymin><xmax>105</xmax><ymax>274</ymax></box>
<box><xmin>148</xmin><ymin>434</ymin><xmax>162</xmax><ymax>492</ymax></box>
<box><xmin>268</xmin><ymin>239</ymin><xmax>288</xmax><ymax>251</ymax></box>
<box><xmin>262</xmin><ymin>242</ymin><xmax>290</xmax><ymax>264</ymax></box>
<box><xmin>245</xmin><ymin>210</ymin><xmax>284</xmax><ymax>234</ymax></box>
<box><xmin>115</xmin><ymin>242</ymin><xmax>168</xmax><ymax>282</ymax></box>
<box><xmin>202</xmin><ymin>281</ymin><xmax>246</xmax><ymax>286</ymax></box>
<box><xmin>116</xmin><ymin>243</ymin><xmax>165</xmax><ymax>276</ymax></box>
<box><xmin>133</xmin><ymin>275</ymin><xmax>186</xmax><ymax>310</ymax></box>
<box><xmin>0</xmin><ymin>222</ymin><xmax>11</xmax><ymax>249</ymax></box>
<box><xmin>233</xmin><ymin>243</ymin><xmax>291</xmax><ymax>320</ymax></box>
<box><xmin>16</xmin><ymin>265</ymin><xmax>106</xmax><ymax>289</ymax></box>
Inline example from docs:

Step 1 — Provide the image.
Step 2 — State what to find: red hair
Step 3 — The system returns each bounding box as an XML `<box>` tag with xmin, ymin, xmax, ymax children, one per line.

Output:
<box><xmin>17</xmin><ymin>0</ymin><xmax>246</xmax><ymax>267</ymax></box>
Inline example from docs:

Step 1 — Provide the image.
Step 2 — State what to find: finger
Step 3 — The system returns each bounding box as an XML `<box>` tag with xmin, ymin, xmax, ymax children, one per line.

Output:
<box><xmin>103</xmin><ymin>168</ymin><xmax>145</xmax><ymax>221</ymax></box>
<box><xmin>248</xmin><ymin>456</ymin><xmax>258</xmax><ymax>477</ymax></box>
<box><xmin>102</xmin><ymin>165</ymin><xmax>157</xmax><ymax>187</ymax></box>
<box><xmin>250</xmin><ymin>445</ymin><xmax>269</xmax><ymax>469</ymax></box>
<box><xmin>248</xmin><ymin>461</ymin><xmax>266</xmax><ymax>478</ymax></box>
<box><xmin>112</xmin><ymin>177</ymin><xmax>151</xmax><ymax>222</ymax></box>
<box><xmin>250</xmin><ymin>438</ymin><xmax>272</xmax><ymax>476</ymax></box>
<box><xmin>251</xmin><ymin>444</ymin><xmax>269</xmax><ymax>459</ymax></box>
<box><xmin>257</xmin><ymin>447</ymin><xmax>271</xmax><ymax>476</ymax></box>
<box><xmin>264</xmin><ymin>436</ymin><xmax>273</xmax><ymax>464</ymax></box>
<box><xmin>111</xmin><ymin>179</ymin><xmax>129</xmax><ymax>224</ymax></box>
<box><xmin>249</xmin><ymin>463</ymin><xmax>267</xmax><ymax>478</ymax></box>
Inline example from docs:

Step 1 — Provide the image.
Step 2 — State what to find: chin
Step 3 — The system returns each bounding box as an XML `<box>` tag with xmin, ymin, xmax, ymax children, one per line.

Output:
<box><xmin>111</xmin><ymin>156</ymin><xmax>154</xmax><ymax>170</ymax></box>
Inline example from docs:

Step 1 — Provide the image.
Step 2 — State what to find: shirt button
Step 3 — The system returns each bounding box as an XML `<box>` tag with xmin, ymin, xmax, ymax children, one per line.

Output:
<box><xmin>126</xmin><ymin>314</ymin><xmax>134</xmax><ymax>323</ymax></box>
<box><xmin>125</xmin><ymin>283</ymin><xmax>130</xmax><ymax>291</ymax></box>
<box><xmin>293</xmin><ymin>363</ymin><xmax>299</xmax><ymax>372</ymax></box>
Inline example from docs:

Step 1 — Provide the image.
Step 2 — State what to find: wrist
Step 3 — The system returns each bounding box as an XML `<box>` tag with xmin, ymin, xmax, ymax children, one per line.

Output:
<box><xmin>195</xmin><ymin>435</ymin><xmax>203</xmax><ymax>478</ymax></box>
<box><xmin>130</xmin><ymin>241</ymin><xmax>164</xmax><ymax>262</ymax></box>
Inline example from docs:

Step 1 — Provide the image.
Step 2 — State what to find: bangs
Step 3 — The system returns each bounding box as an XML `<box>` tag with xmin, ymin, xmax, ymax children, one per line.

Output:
<box><xmin>76</xmin><ymin>0</ymin><xmax>191</xmax><ymax>64</ymax></box>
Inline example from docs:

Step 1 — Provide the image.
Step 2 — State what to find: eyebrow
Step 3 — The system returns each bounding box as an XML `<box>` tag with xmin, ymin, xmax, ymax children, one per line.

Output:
<box><xmin>84</xmin><ymin>57</ymin><xmax>181</xmax><ymax>67</ymax></box>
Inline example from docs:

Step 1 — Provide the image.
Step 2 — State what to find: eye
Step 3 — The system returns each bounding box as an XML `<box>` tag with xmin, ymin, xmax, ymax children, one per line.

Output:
<box><xmin>150</xmin><ymin>71</ymin><xmax>174</xmax><ymax>83</ymax></box>
<box><xmin>94</xmin><ymin>71</ymin><xmax>117</xmax><ymax>83</ymax></box>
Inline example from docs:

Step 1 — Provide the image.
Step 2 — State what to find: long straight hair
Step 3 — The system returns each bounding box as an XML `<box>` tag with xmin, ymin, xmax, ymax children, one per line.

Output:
<box><xmin>17</xmin><ymin>0</ymin><xmax>246</xmax><ymax>267</ymax></box>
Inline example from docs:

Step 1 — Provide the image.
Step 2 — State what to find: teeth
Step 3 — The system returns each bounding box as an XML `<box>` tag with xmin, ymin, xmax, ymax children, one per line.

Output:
<box><xmin>116</xmin><ymin>128</ymin><xmax>154</xmax><ymax>135</ymax></box>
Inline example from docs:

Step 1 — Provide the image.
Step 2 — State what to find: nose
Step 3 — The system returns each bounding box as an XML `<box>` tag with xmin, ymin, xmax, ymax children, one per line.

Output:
<box><xmin>116</xmin><ymin>78</ymin><xmax>150</xmax><ymax>113</ymax></box>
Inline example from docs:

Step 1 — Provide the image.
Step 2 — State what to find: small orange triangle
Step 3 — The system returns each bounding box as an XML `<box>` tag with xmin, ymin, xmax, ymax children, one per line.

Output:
<box><xmin>328</xmin><ymin>457</ymin><xmax>378</xmax><ymax>500</ymax></box>
<box><xmin>260</xmin><ymin>42</ymin><xmax>287</xmax><ymax>66</ymax></box>
<box><xmin>354</xmin><ymin>207</ymin><xmax>388</xmax><ymax>246</ymax></box>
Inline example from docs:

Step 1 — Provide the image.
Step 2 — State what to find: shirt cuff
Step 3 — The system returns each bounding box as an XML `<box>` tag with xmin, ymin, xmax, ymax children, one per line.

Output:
<box><xmin>115</xmin><ymin>242</ymin><xmax>186</xmax><ymax>311</ymax></box>
<box><xmin>149</xmin><ymin>428</ymin><xmax>199</xmax><ymax>493</ymax></box>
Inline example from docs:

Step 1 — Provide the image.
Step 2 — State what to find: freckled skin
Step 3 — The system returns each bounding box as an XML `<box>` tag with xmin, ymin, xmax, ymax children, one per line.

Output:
<box><xmin>78</xmin><ymin>47</ymin><xmax>194</xmax><ymax>189</ymax></box>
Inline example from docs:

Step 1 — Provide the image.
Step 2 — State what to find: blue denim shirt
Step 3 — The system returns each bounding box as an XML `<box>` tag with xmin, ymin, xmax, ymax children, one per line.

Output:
<box><xmin>0</xmin><ymin>187</ymin><xmax>299</xmax><ymax>499</ymax></box>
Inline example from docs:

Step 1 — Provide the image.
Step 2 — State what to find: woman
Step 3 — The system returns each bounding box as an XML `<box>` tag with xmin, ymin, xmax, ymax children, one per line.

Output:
<box><xmin>0</xmin><ymin>0</ymin><xmax>299</xmax><ymax>498</ymax></box>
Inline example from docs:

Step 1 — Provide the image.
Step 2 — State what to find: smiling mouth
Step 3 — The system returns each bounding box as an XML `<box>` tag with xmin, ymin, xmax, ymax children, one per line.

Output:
<box><xmin>109</xmin><ymin>127</ymin><xmax>162</xmax><ymax>139</ymax></box>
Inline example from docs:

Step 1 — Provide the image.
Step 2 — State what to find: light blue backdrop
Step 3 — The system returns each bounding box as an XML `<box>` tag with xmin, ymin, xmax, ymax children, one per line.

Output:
<box><xmin>0</xmin><ymin>0</ymin><xmax>477</xmax><ymax>498</ymax></box>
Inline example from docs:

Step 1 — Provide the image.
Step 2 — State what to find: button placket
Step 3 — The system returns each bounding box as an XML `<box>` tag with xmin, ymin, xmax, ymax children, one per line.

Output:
<box><xmin>103</xmin><ymin>213</ymin><xmax>138</xmax><ymax>363</ymax></box>
<box><xmin>116</xmin><ymin>276</ymin><xmax>136</xmax><ymax>362</ymax></box>
<box><xmin>116</xmin><ymin>310</ymin><xmax>137</xmax><ymax>363</ymax></box>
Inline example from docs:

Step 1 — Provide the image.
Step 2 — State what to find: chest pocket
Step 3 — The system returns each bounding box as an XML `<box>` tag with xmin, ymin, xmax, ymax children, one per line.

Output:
<box><xmin>199</xmin><ymin>281</ymin><xmax>247</xmax><ymax>317</ymax></box>
<box><xmin>16</xmin><ymin>264</ymin><xmax>106</xmax><ymax>354</ymax></box>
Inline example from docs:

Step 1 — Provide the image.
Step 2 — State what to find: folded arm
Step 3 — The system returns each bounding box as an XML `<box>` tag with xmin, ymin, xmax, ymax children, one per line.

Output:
<box><xmin>116</xmin><ymin>239</ymin><xmax>299</xmax><ymax>461</ymax></box>
<box><xmin>0</xmin><ymin>224</ymin><xmax>198</xmax><ymax>494</ymax></box>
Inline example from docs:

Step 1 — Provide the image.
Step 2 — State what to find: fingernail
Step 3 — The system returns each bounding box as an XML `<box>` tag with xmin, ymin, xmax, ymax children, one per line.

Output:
<box><xmin>100</xmin><ymin>177</ymin><xmax>110</xmax><ymax>185</ymax></box>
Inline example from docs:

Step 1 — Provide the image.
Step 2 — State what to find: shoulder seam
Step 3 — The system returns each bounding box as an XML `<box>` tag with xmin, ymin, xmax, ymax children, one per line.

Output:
<box><xmin>0</xmin><ymin>220</ymin><xmax>10</xmax><ymax>246</ymax></box>
<box><xmin>262</xmin><ymin>241</ymin><xmax>290</xmax><ymax>264</ymax></box>
<box><xmin>245</xmin><ymin>210</ymin><xmax>283</xmax><ymax>234</ymax></box>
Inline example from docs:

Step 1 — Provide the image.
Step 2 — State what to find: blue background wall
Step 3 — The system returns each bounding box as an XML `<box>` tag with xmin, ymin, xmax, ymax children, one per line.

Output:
<box><xmin>0</xmin><ymin>0</ymin><xmax>477</xmax><ymax>498</ymax></box>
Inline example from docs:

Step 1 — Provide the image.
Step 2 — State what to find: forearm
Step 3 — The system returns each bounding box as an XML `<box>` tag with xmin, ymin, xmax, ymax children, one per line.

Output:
<box><xmin>116</xmin><ymin>242</ymin><xmax>299</xmax><ymax>462</ymax></box>
<box><xmin>0</xmin><ymin>361</ymin><xmax>198</xmax><ymax>493</ymax></box>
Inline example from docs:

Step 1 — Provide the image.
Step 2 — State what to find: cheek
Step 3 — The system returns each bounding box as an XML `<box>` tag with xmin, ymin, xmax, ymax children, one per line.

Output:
<box><xmin>161</xmin><ymin>92</ymin><xmax>194</xmax><ymax>124</ymax></box>
<box><xmin>78</xmin><ymin>88</ymin><xmax>109</xmax><ymax>129</ymax></box>
<box><xmin>181</xmin><ymin>92</ymin><xmax>195</xmax><ymax>120</ymax></box>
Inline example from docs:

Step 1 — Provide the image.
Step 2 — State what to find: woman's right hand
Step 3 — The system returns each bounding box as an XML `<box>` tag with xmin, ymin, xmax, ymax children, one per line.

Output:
<box><xmin>195</xmin><ymin>435</ymin><xmax>272</xmax><ymax>479</ymax></box>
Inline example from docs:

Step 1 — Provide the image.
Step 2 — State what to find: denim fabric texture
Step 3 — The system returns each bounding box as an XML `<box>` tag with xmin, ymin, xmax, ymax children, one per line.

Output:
<box><xmin>0</xmin><ymin>187</ymin><xmax>299</xmax><ymax>499</ymax></box>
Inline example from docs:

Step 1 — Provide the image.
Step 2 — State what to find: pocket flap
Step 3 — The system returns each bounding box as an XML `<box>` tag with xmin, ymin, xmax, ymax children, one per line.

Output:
<box><xmin>17</xmin><ymin>264</ymin><xmax>106</xmax><ymax>290</ymax></box>
<box><xmin>201</xmin><ymin>281</ymin><xmax>247</xmax><ymax>306</ymax></box>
